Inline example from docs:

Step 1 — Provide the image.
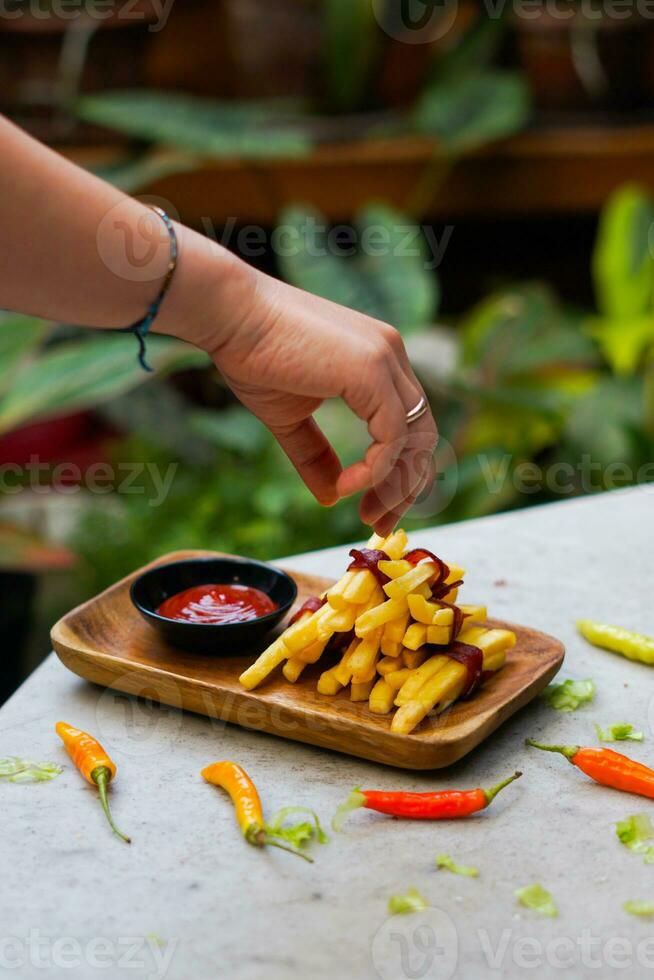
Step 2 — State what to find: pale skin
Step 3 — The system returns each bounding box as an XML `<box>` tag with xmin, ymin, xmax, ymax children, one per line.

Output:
<box><xmin>0</xmin><ymin>116</ymin><xmax>438</xmax><ymax>536</ymax></box>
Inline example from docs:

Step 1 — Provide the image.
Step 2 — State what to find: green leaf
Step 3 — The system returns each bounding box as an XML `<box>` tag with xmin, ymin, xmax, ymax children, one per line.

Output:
<box><xmin>277</xmin><ymin>203</ymin><xmax>439</xmax><ymax>333</ymax></box>
<box><xmin>586</xmin><ymin>314</ymin><xmax>654</xmax><ymax>376</ymax></box>
<box><xmin>324</xmin><ymin>0</ymin><xmax>379</xmax><ymax>111</ymax></box>
<box><xmin>595</xmin><ymin>723</ymin><xmax>643</xmax><ymax>743</ymax></box>
<box><xmin>0</xmin><ymin>757</ymin><xmax>63</xmax><ymax>783</ymax></box>
<box><xmin>616</xmin><ymin>814</ymin><xmax>654</xmax><ymax>864</ymax></box>
<box><xmin>515</xmin><ymin>884</ymin><xmax>558</xmax><ymax>917</ymax></box>
<box><xmin>76</xmin><ymin>91</ymin><xmax>312</xmax><ymax>159</ymax></box>
<box><xmin>388</xmin><ymin>888</ymin><xmax>428</xmax><ymax>915</ymax></box>
<box><xmin>332</xmin><ymin>788</ymin><xmax>366</xmax><ymax>831</ymax></box>
<box><xmin>542</xmin><ymin>678</ymin><xmax>595</xmax><ymax>712</ymax></box>
<box><xmin>593</xmin><ymin>185</ymin><xmax>654</xmax><ymax>320</ymax></box>
<box><xmin>435</xmin><ymin>16</ymin><xmax>507</xmax><ymax>82</ymax></box>
<box><xmin>266</xmin><ymin>806</ymin><xmax>328</xmax><ymax>851</ymax></box>
<box><xmin>0</xmin><ymin>314</ymin><xmax>49</xmax><ymax>397</ymax></box>
<box><xmin>560</xmin><ymin>376</ymin><xmax>645</xmax><ymax>471</ymax></box>
<box><xmin>0</xmin><ymin>334</ymin><xmax>206</xmax><ymax>435</ymax></box>
<box><xmin>414</xmin><ymin>71</ymin><xmax>530</xmax><ymax>153</ymax></box>
<box><xmin>435</xmin><ymin>854</ymin><xmax>479</xmax><ymax>877</ymax></box>
<box><xmin>624</xmin><ymin>900</ymin><xmax>654</xmax><ymax>917</ymax></box>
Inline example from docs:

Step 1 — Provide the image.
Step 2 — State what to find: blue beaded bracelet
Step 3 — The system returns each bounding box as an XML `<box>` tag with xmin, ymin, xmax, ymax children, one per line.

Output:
<box><xmin>123</xmin><ymin>206</ymin><xmax>178</xmax><ymax>372</ymax></box>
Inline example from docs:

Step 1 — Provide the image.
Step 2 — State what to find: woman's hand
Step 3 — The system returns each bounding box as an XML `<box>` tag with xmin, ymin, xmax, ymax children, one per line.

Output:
<box><xmin>202</xmin><ymin>264</ymin><xmax>438</xmax><ymax>537</ymax></box>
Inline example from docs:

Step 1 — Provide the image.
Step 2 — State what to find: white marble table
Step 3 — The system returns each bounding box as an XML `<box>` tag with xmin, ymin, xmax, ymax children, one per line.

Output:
<box><xmin>2</xmin><ymin>486</ymin><xmax>654</xmax><ymax>980</ymax></box>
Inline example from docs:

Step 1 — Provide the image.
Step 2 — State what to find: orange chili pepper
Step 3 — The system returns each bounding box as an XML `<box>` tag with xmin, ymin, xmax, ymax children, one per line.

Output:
<box><xmin>55</xmin><ymin>722</ymin><xmax>130</xmax><ymax>844</ymax></box>
<box><xmin>527</xmin><ymin>739</ymin><xmax>654</xmax><ymax>799</ymax></box>
<box><xmin>201</xmin><ymin>761</ymin><xmax>312</xmax><ymax>861</ymax></box>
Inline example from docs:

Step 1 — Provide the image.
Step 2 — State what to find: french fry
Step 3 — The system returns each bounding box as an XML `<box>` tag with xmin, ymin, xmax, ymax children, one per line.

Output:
<box><xmin>351</xmin><ymin>679</ymin><xmax>375</xmax><ymax>702</ymax></box>
<box><xmin>403</xmin><ymin>622</ymin><xmax>427</xmax><ymax>650</ymax></box>
<box><xmin>317</xmin><ymin>666</ymin><xmax>344</xmax><ymax>696</ymax></box>
<box><xmin>380</xmin><ymin>637</ymin><xmax>403</xmax><ymax>658</ymax></box>
<box><xmin>382</xmin><ymin>529</ymin><xmax>409</xmax><ymax>560</ymax></box>
<box><xmin>343</xmin><ymin>571</ymin><xmax>378</xmax><ymax>605</ymax></box>
<box><xmin>426</xmin><ymin>625</ymin><xmax>454</xmax><ymax>646</ymax></box>
<box><xmin>378</xmin><ymin>656</ymin><xmax>402</xmax><ymax>675</ymax></box>
<box><xmin>408</xmin><ymin>594</ymin><xmax>442</xmax><ymax>624</ymax></box>
<box><xmin>327</xmin><ymin>531</ymin><xmax>385</xmax><ymax>608</ymax></box>
<box><xmin>391</xmin><ymin>628</ymin><xmax>516</xmax><ymax>734</ymax></box>
<box><xmin>317</xmin><ymin>604</ymin><xmax>356</xmax><ymax>641</ymax></box>
<box><xmin>296</xmin><ymin>637</ymin><xmax>329</xmax><ymax>664</ymax></box>
<box><xmin>333</xmin><ymin>638</ymin><xmax>359</xmax><ymax>686</ymax></box>
<box><xmin>239</xmin><ymin>637</ymin><xmax>289</xmax><ymax>690</ymax></box>
<box><xmin>369</xmin><ymin>678</ymin><xmax>396</xmax><ymax>714</ymax></box>
<box><xmin>355</xmin><ymin>598</ymin><xmax>408</xmax><ymax>637</ymax></box>
<box><xmin>377</xmin><ymin>559</ymin><xmax>412</xmax><ymax>580</ymax></box>
<box><xmin>459</xmin><ymin>604</ymin><xmax>487</xmax><ymax>622</ymax></box>
<box><xmin>383</xmin><ymin>610</ymin><xmax>411</xmax><ymax>644</ymax></box>
<box><xmin>385</xmin><ymin>667</ymin><xmax>414</xmax><ymax>691</ymax></box>
<box><xmin>384</xmin><ymin>563</ymin><xmax>437</xmax><ymax>600</ymax></box>
<box><xmin>403</xmin><ymin>648</ymin><xmax>429</xmax><ymax>669</ymax></box>
<box><xmin>350</xmin><ymin>629</ymin><xmax>382</xmax><ymax>682</ymax></box>
<box><xmin>395</xmin><ymin>654</ymin><xmax>449</xmax><ymax>706</ymax></box>
<box><xmin>283</xmin><ymin>658</ymin><xmax>307</xmax><ymax>683</ymax></box>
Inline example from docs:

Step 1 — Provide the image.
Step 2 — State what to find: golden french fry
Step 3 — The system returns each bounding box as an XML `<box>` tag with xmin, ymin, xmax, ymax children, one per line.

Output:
<box><xmin>355</xmin><ymin>598</ymin><xmax>408</xmax><ymax>637</ymax></box>
<box><xmin>440</xmin><ymin>587</ymin><xmax>459</xmax><ymax>604</ymax></box>
<box><xmin>395</xmin><ymin>654</ymin><xmax>449</xmax><ymax>706</ymax></box>
<box><xmin>377</xmin><ymin>559</ymin><xmax>412</xmax><ymax>580</ymax></box>
<box><xmin>283</xmin><ymin>604</ymin><xmax>331</xmax><ymax>653</ymax></box>
<box><xmin>296</xmin><ymin>637</ymin><xmax>329</xmax><ymax>664</ymax></box>
<box><xmin>459</xmin><ymin>604</ymin><xmax>487</xmax><ymax>622</ymax></box>
<box><xmin>239</xmin><ymin>637</ymin><xmax>289</xmax><ymax>690</ymax></box>
<box><xmin>384</xmin><ymin>563</ymin><xmax>436</xmax><ymax>600</ymax></box>
<box><xmin>380</xmin><ymin>639</ymin><xmax>403</xmax><ymax>658</ymax></box>
<box><xmin>407</xmin><ymin>594</ymin><xmax>440</xmax><ymax>624</ymax></box>
<box><xmin>403</xmin><ymin>648</ymin><xmax>428</xmax><ymax>669</ymax></box>
<box><xmin>283</xmin><ymin>658</ymin><xmax>307</xmax><ymax>683</ymax></box>
<box><xmin>391</xmin><ymin>629</ymin><xmax>515</xmax><ymax>734</ymax></box>
<box><xmin>327</xmin><ymin>570</ymin><xmax>358</xmax><ymax>610</ymax></box>
<box><xmin>369</xmin><ymin>678</ymin><xmax>396</xmax><ymax>714</ymax></box>
<box><xmin>403</xmin><ymin>622</ymin><xmax>427</xmax><ymax>650</ymax></box>
<box><xmin>383</xmin><ymin>610</ymin><xmax>411</xmax><ymax>644</ymax></box>
<box><xmin>343</xmin><ymin>571</ymin><xmax>378</xmax><ymax>605</ymax></box>
<box><xmin>317</xmin><ymin>666</ymin><xmax>344</xmax><ymax>696</ymax></box>
<box><xmin>350</xmin><ymin>629</ymin><xmax>382</xmax><ymax>682</ymax></box>
<box><xmin>446</xmin><ymin>565</ymin><xmax>466</xmax><ymax>583</ymax></box>
<box><xmin>385</xmin><ymin>667</ymin><xmax>414</xmax><ymax>691</ymax></box>
<box><xmin>378</xmin><ymin>656</ymin><xmax>402</xmax><ymax>675</ymax></box>
<box><xmin>426</xmin><ymin>625</ymin><xmax>453</xmax><ymax>646</ymax></box>
<box><xmin>333</xmin><ymin>638</ymin><xmax>359</xmax><ymax>686</ymax></box>
<box><xmin>351</xmin><ymin>679</ymin><xmax>375</xmax><ymax>702</ymax></box>
<box><xmin>383</xmin><ymin>529</ymin><xmax>409</xmax><ymax>560</ymax></box>
<box><xmin>318</xmin><ymin>605</ymin><xmax>356</xmax><ymax>641</ymax></box>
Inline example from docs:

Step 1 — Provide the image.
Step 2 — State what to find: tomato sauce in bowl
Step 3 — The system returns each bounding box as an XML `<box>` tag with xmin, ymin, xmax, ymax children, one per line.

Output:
<box><xmin>157</xmin><ymin>584</ymin><xmax>278</xmax><ymax>625</ymax></box>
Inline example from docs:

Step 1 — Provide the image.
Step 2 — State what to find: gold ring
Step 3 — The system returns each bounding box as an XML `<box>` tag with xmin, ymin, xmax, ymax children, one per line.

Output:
<box><xmin>406</xmin><ymin>396</ymin><xmax>428</xmax><ymax>424</ymax></box>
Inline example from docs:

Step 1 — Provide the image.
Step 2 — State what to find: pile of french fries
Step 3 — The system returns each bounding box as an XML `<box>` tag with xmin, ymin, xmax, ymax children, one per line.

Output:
<box><xmin>239</xmin><ymin>530</ymin><xmax>516</xmax><ymax>735</ymax></box>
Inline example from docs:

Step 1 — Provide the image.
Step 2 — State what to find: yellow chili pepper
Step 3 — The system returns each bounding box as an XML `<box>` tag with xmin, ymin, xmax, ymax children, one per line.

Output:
<box><xmin>577</xmin><ymin>621</ymin><xmax>654</xmax><ymax>665</ymax></box>
<box><xmin>201</xmin><ymin>761</ymin><xmax>315</xmax><ymax>861</ymax></box>
<box><xmin>55</xmin><ymin>721</ymin><xmax>130</xmax><ymax>844</ymax></box>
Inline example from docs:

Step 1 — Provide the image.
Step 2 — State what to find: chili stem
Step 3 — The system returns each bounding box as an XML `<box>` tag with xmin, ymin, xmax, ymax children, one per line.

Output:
<box><xmin>92</xmin><ymin>766</ymin><xmax>131</xmax><ymax>844</ymax></box>
<box><xmin>484</xmin><ymin>771</ymin><xmax>522</xmax><ymax>804</ymax></box>
<box><xmin>526</xmin><ymin>739</ymin><xmax>578</xmax><ymax>761</ymax></box>
<box><xmin>246</xmin><ymin>824</ymin><xmax>314</xmax><ymax>862</ymax></box>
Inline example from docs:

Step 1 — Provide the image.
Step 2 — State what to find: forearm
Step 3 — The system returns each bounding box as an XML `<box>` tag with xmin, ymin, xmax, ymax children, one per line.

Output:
<box><xmin>0</xmin><ymin>115</ymin><xmax>253</xmax><ymax>349</ymax></box>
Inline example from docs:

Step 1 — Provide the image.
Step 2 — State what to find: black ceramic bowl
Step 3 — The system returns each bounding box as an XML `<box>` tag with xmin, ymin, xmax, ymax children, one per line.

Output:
<box><xmin>130</xmin><ymin>557</ymin><xmax>297</xmax><ymax>654</ymax></box>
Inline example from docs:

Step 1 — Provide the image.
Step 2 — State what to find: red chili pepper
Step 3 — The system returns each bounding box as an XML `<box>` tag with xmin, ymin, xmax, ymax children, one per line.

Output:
<box><xmin>527</xmin><ymin>740</ymin><xmax>654</xmax><ymax>798</ymax></box>
<box><xmin>289</xmin><ymin>595</ymin><xmax>326</xmax><ymax>626</ymax></box>
<box><xmin>332</xmin><ymin>772</ymin><xmax>521</xmax><ymax>829</ymax></box>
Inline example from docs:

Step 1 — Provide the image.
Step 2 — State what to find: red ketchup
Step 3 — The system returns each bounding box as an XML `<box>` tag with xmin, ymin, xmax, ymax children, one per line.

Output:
<box><xmin>157</xmin><ymin>584</ymin><xmax>278</xmax><ymax>624</ymax></box>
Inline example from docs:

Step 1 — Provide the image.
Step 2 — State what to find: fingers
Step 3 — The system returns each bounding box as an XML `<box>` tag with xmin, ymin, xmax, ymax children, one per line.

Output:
<box><xmin>336</xmin><ymin>333</ymin><xmax>438</xmax><ymax>529</ymax></box>
<box><xmin>271</xmin><ymin>417</ymin><xmax>342</xmax><ymax>505</ymax></box>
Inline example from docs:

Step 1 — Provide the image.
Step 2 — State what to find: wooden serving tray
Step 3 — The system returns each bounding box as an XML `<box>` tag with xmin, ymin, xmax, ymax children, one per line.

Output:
<box><xmin>51</xmin><ymin>550</ymin><xmax>565</xmax><ymax>770</ymax></box>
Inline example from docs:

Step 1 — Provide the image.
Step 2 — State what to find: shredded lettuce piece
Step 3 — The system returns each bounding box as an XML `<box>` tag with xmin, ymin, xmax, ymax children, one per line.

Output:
<box><xmin>542</xmin><ymin>678</ymin><xmax>595</xmax><ymax>711</ymax></box>
<box><xmin>624</xmin><ymin>900</ymin><xmax>654</xmax><ymax>917</ymax></box>
<box><xmin>595</xmin><ymin>723</ymin><xmax>643</xmax><ymax>743</ymax></box>
<box><xmin>388</xmin><ymin>888</ymin><xmax>428</xmax><ymax>915</ymax></box>
<box><xmin>515</xmin><ymin>883</ymin><xmax>558</xmax><ymax>917</ymax></box>
<box><xmin>616</xmin><ymin>814</ymin><xmax>654</xmax><ymax>863</ymax></box>
<box><xmin>435</xmin><ymin>854</ymin><xmax>479</xmax><ymax>877</ymax></box>
<box><xmin>265</xmin><ymin>806</ymin><xmax>328</xmax><ymax>852</ymax></box>
<box><xmin>332</xmin><ymin>788</ymin><xmax>366</xmax><ymax>832</ymax></box>
<box><xmin>0</xmin><ymin>756</ymin><xmax>62</xmax><ymax>783</ymax></box>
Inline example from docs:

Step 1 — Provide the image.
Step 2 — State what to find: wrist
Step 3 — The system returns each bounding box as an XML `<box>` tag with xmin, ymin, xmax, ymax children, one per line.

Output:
<box><xmin>153</xmin><ymin>223</ymin><xmax>258</xmax><ymax>355</ymax></box>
